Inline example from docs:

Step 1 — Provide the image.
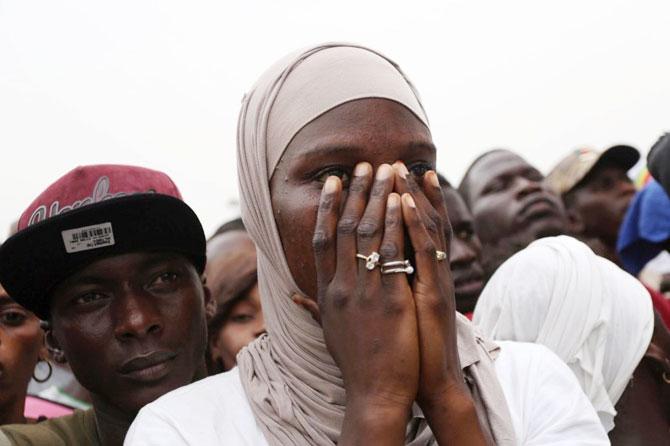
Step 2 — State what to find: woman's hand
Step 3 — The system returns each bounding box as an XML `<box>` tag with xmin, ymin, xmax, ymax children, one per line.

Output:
<box><xmin>394</xmin><ymin>163</ymin><xmax>490</xmax><ymax>445</ymax></box>
<box><xmin>313</xmin><ymin>163</ymin><xmax>420</xmax><ymax>444</ymax></box>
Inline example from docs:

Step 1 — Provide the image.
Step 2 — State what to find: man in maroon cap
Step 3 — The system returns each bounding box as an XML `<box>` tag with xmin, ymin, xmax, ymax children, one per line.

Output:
<box><xmin>546</xmin><ymin>145</ymin><xmax>639</xmax><ymax>264</ymax></box>
<box><xmin>0</xmin><ymin>165</ymin><xmax>212</xmax><ymax>446</ymax></box>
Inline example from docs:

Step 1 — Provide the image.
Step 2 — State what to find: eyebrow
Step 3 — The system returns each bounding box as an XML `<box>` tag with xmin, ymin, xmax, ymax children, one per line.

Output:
<box><xmin>304</xmin><ymin>140</ymin><xmax>437</xmax><ymax>158</ymax></box>
<box><xmin>64</xmin><ymin>254</ymin><xmax>186</xmax><ymax>286</ymax></box>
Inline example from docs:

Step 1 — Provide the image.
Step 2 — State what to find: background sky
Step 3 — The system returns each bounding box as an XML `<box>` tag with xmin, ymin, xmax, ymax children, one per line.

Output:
<box><xmin>1</xmin><ymin>0</ymin><xmax>669</xmax><ymax>240</ymax></box>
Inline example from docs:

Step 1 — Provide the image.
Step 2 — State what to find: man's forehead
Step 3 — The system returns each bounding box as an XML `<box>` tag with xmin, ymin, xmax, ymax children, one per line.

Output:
<box><xmin>469</xmin><ymin>151</ymin><xmax>535</xmax><ymax>192</ymax></box>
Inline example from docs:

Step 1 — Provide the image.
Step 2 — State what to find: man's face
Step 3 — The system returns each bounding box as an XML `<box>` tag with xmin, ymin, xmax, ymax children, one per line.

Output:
<box><xmin>442</xmin><ymin>188</ymin><xmax>484</xmax><ymax>314</ymax></box>
<box><xmin>49</xmin><ymin>252</ymin><xmax>209</xmax><ymax>416</ymax></box>
<box><xmin>566</xmin><ymin>163</ymin><xmax>636</xmax><ymax>245</ymax></box>
<box><xmin>464</xmin><ymin>150</ymin><xmax>567</xmax><ymax>247</ymax></box>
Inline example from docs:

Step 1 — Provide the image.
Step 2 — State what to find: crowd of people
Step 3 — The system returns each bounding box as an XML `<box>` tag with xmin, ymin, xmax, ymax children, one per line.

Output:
<box><xmin>0</xmin><ymin>43</ymin><xmax>668</xmax><ymax>445</ymax></box>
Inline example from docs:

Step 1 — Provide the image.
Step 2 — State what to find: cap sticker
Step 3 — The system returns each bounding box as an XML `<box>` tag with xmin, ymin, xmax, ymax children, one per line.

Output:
<box><xmin>61</xmin><ymin>222</ymin><xmax>115</xmax><ymax>253</ymax></box>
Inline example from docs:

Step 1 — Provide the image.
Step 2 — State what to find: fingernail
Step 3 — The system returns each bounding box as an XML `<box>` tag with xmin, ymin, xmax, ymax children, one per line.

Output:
<box><xmin>402</xmin><ymin>193</ymin><xmax>416</xmax><ymax>208</ymax></box>
<box><xmin>376</xmin><ymin>164</ymin><xmax>392</xmax><ymax>180</ymax></box>
<box><xmin>393</xmin><ymin>162</ymin><xmax>409</xmax><ymax>178</ymax></box>
<box><xmin>427</xmin><ymin>171</ymin><xmax>440</xmax><ymax>188</ymax></box>
<box><xmin>387</xmin><ymin>193</ymin><xmax>400</xmax><ymax>207</ymax></box>
<box><xmin>354</xmin><ymin>162</ymin><xmax>371</xmax><ymax>177</ymax></box>
<box><xmin>324</xmin><ymin>176</ymin><xmax>338</xmax><ymax>193</ymax></box>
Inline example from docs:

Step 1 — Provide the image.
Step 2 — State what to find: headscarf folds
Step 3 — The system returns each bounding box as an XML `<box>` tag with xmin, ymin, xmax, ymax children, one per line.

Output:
<box><xmin>473</xmin><ymin>235</ymin><xmax>654</xmax><ymax>432</ymax></box>
<box><xmin>237</xmin><ymin>43</ymin><xmax>516</xmax><ymax>445</ymax></box>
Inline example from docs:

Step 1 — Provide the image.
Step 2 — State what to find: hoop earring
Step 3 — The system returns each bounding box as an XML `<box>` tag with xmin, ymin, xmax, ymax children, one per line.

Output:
<box><xmin>32</xmin><ymin>359</ymin><xmax>53</xmax><ymax>383</ymax></box>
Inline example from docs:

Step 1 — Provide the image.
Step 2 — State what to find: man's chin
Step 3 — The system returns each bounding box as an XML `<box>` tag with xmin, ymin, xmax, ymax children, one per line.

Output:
<box><xmin>455</xmin><ymin>291</ymin><xmax>481</xmax><ymax>314</ymax></box>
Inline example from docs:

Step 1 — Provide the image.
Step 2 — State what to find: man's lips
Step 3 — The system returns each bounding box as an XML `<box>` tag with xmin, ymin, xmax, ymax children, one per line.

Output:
<box><xmin>453</xmin><ymin>270</ymin><xmax>485</xmax><ymax>295</ymax></box>
<box><xmin>118</xmin><ymin>351</ymin><xmax>177</xmax><ymax>382</ymax></box>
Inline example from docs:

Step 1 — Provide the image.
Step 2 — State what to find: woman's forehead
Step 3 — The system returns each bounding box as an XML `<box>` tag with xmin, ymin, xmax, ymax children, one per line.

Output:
<box><xmin>281</xmin><ymin>98</ymin><xmax>434</xmax><ymax>161</ymax></box>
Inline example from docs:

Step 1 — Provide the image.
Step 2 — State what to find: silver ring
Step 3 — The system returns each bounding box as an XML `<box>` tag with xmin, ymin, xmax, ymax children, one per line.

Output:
<box><xmin>436</xmin><ymin>250</ymin><xmax>447</xmax><ymax>261</ymax></box>
<box><xmin>381</xmin><ymin>260</ymin><xmax>414</xmax><ymax>275</ymax></box>
<box><xmin>356</xmin><ymin>251</ymin><xmax>381</xmax><ymax>270</ymax></box>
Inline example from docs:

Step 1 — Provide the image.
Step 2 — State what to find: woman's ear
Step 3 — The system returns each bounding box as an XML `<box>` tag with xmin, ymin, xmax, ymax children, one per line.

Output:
<box><xmin>45</xmin><ymin>328</ymin><xmax>66</xmax><ymax>364</ymax></box>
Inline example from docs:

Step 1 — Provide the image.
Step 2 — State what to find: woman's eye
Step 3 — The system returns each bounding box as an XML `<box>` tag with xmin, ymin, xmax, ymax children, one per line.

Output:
<box><xmin>408</xmin><ymin>163</ymin><xmax>432</xmax><ymax>178</ymax></box>
<box><xmin>0</xmin><ymin>310</ymin><xmax>27</xmax><ymax>326</ymax></box>
<box><xmin>315</xmin><ymin>167</ymin><xmax>351</xmax><ymax>187</ymax></box>
<box><xmin>230</xmin><ymin>313</ymin><xmax>254</xmax><ymax>323</ymax></box>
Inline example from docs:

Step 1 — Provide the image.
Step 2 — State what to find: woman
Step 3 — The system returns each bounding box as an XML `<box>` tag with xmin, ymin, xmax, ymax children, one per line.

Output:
<box><xmin>126</xmin><ymin>44</ymin><xmax>606</xmax><ymax>445</ymax></box>
<box><xmin>474</xmin><ymin>235</ymin><xmax>669</xmax><ymax>444</ymax></box>
<box><xmin>0</xmin><ymin>284</ymin><xmax>48</xmax><ymax>425</ymax></box>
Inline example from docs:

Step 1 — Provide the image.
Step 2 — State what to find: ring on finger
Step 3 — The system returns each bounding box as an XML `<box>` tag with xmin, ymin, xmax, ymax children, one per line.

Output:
<box><xmin>381</xmin><ymin>259</ymin><xmax>414</xmax><ymax>275</ymax></box>
<box><xmin>436</xmin><ymin>250</ymin><xmax>447</xmax><ymax>261</ymax></box>
<box><xmin>356</xmin><ymin>252</ymin><xmax>381</xmax><ymax>270</ymax></box>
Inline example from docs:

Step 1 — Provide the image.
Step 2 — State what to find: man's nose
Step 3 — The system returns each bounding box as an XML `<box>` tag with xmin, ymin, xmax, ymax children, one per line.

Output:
<box><xmin>113</xmin><ymin>291</ymin><xmax>163</xmax><ymax>341</ymax></box>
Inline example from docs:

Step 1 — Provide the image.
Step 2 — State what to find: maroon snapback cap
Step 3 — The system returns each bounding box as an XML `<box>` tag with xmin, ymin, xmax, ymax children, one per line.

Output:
<box><xmin>0</xmin><ymin>164</ymin><xmax>206</xmax><ymax>319</ymax></box>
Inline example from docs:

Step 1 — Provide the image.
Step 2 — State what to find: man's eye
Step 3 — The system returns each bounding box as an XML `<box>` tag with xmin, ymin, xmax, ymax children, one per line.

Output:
<box><xmin>457</xmin><ymin>229</ymin><xmax>473</xmax><ymax>241</ymax></box>
<box><xmin>74</xmin><ymin>293</ymin><xmax>105</xmax><ymax>305</ymax></box>
<box><xmin>315</xmin><ymin>167</ymin><xmax>351</xmax><ymax>187</ymax></box>
<box><xmin>0</xmin><ymin>310</ymin><xmax>27</xmax><ymax>326</ymax></box>
<box><xmin>156</xmin><ymin>272</ymin><xmax>179</xmax><ymax>284</ymax></box>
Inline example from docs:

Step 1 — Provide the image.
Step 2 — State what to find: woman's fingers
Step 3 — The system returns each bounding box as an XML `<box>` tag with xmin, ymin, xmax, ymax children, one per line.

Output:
<box><xmin>379</xmin><ymin>193</ymin><xmax>409</xmax><ymax>290</ymax></box>
<box><xmin>312</xmin><ymin>176</ymin><xmax>342</xmax><ymax>292</ymax></box>
<box><xmin>392</xmin><ymin>162</ymin><xmax>446</xmax><ymax>252</ymax></box>
<box><xmin>422</xmin><ymin>171</ymin><xmax>451</xmax><ymax>253</ymax></box>
<box><xmin>335</xmin><ymin>162</ymin><xmax>373</xmax><ymax>278</ymax></box>
<box><xmin>401</xmin><ymin>193</ymin><xmax>439</xmax><ymax>284</ymax></box>
<box><xmin>355</xmin><ymin>164</ymin><xmax>395</xmax><ymax>275</ymax></box>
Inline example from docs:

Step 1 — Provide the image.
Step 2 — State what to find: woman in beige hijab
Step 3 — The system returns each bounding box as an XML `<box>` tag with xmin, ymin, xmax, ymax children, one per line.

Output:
<box><xmin>125</xmin><ymin>43</ymin><xmax>607</xmax><ymax>445</ymax></box>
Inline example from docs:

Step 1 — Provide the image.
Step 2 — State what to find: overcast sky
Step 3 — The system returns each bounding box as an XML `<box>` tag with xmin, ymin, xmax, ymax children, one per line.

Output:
<box><xmin>1</xmin><ymin>0</ymin><xmax>668</xmax><ymax>239</ymax></box>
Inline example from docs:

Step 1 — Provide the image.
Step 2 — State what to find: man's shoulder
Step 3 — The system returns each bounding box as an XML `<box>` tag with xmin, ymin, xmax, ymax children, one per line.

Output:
<box><xmin>1</xmin><ymin>409</ymin><xmax>98</xmax><ymax>446</ymax></box>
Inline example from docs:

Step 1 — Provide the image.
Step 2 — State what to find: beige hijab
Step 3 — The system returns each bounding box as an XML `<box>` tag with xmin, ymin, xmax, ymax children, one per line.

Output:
<box><xmin>236</xmin><ymin>43</ymin><xmax>516</xmax><ymax>445</ymax></box>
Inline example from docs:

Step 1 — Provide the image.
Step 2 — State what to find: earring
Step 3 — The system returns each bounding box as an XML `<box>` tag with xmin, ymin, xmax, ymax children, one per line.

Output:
<box><xmin>32</xmin><ymin>358</ymin><xmax>53</xmax><ymax>383</ymax></box>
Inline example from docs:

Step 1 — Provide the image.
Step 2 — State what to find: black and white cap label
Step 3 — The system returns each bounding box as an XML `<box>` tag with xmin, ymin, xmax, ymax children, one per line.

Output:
<box><xmin>61</xmin><ymin>222</ymin><xmax>115</xmax><ymax>253</ymax></box>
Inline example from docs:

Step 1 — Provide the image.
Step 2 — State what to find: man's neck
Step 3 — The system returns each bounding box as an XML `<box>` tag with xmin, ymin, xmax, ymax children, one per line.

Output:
<box><xmin>91</xmin><ymin>397</ymin><xmax>134</xmax><ymax>446</ymax></box>
<box><xmin>0</xmin><ymin>394</ymin><xmax>27</xmax><ymax>425</ymax></box>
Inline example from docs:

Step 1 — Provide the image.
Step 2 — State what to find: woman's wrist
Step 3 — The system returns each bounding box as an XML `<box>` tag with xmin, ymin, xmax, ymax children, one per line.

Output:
<box><xmin>420</xmin><ymin>383</ymin><xmax>490</xmax><ymax>445</ymax></box>
<box><xmin>340</xmin><ymin>396</ymin><xmax>410</xmax><ymax>446</ymax></box>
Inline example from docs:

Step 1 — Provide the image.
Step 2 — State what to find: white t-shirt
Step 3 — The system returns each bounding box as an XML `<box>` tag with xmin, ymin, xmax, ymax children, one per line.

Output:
<box><xmin>124</xmin><ymin>341</ymin><xmax>608</xmax><ymax>445</ymax></box>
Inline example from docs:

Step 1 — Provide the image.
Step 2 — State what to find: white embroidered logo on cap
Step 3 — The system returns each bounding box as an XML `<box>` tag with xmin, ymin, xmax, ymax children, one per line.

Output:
<box><xmin>61</xmin><ymin>222</ymin><xmax>115</xmax><ymax>253</ymax></box>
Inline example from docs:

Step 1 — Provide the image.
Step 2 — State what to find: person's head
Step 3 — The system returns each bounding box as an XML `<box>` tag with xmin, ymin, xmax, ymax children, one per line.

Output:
<box><xmin>437</xmin><ymin>174</ymin><xmax>484</xmax><ymax>314</ymax></box>
<box><xmin>205</xmin><ymin>219</ymin><xmax>264</xmax><ymax>373</ymax></box>
<box><xmin>473</xmin><ymin>235</ymin><xmax>654</xmax><ymax>433</ymax></box>
<box><xmin>547</xmin><ymin>146</ymin><xmax>639</xmax><ymax>248</ymax></box>
<box><xmin>0</xmin><ymin>165</ymin><xmax>210</xmax><ymax>418</ymax></box>
<box><xmin>457</xmin><ymin>149</ymin><xmax>567</xmax><ymax>277</ymax></box>
<box><xmin>0</xmin><ymin>283</ymin><xmax>46</xmax><ymax>423</ymax></box>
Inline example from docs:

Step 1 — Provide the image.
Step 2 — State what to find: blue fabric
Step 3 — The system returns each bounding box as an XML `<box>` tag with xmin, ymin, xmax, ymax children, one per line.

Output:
<box><xmin>617</xmin><ymin>179</ymin><xmax>670</xmax><ymax>275</ymax></box>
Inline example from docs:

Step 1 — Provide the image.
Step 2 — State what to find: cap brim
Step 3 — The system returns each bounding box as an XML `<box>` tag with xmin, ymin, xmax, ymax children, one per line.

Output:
<box><xmin>596</xmin><ymin>145</ymin><xmax>640</xmax><ymax>172</ymax></box>
<box><xmin>0</xmin><ymin>194</ymin><xmax>205</xmax><ymax>320</ymax></box>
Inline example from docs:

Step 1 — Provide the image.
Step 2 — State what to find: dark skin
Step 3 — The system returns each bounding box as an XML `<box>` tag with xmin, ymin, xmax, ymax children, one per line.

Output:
<box><xmin>564</xmin><ymin>162</ymin><xmax>636</xmax><ymax>264</ymax></box>
<box><xmin>271</xmin><ymin>98</ymin><xmax>489</xmax><ymax>445</ymax></box>
<box><xmin>609</xmin><ymin>313</ymin><xmax>670</xmax><ymax>445</ymax></box>
<box><xmin>0</xmin><ymin>286</ymin><xmax>46</xmax><ymax>425</ymax></box>
<box><xmin>442</xmin><ymin>187</ymin><xmax>485</xmax><ymax>314</ymax></box>
<box><xmin>461</xmin><ymin>150</ymin><xmax>567</xmax><ymax>279</ymax></box>
<box><xmin>47</xmin><ymin>252</ymin><xmax>211</xmax><ymax>446</ymax></box>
